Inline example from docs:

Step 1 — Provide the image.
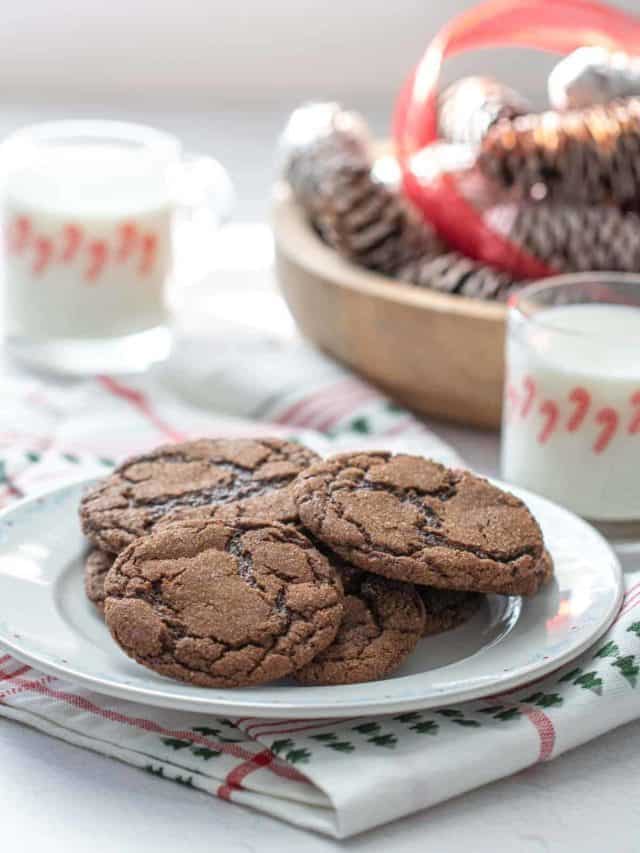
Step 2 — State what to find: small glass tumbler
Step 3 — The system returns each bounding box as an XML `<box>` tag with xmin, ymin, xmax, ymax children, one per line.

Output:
<box><xmin>0</xmin><ymin>120</ymin><xmax>233</xmax><ymax>375</ymax></box>
<box><xmin>501</xmin><ymin>273</ymin><xmax>640</xmax><ymax>526</ymax></box>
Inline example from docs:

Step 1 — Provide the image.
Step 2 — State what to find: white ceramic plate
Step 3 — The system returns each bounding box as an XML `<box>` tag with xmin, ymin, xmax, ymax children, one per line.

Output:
<box><xmin>0</xmin><ymin>478</ymin><xmax>623</xmax><ymax>718</ymax></box>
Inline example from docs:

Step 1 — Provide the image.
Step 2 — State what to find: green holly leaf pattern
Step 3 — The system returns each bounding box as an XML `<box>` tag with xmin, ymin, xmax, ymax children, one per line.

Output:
<box><xmin>594</xmin><ymin>640</ymin><xmax>619</xmax><ymax>658</ymax></box>
<box><xmin>348</xmin><ymin>416</ymin><xmax>371</xmax><ymax>434</ymax></box>
<box><xmin>62</xmin><ymin>452</ymin><xmax>80</xmax><ymax>464</ymax></box>
<box><xmin>573</xmin><ymin>671</ymin><xmax>603</xmax><ymax>694</ymax></box>
<box><xmin>385</xmin><ymin>401</ymin><xmax>404</xmax><ymax>414</ymax></box>
<box><xmin>309</xmin><ymin>733</ymin><xmax>338</xmax><ymax>742</ymax></box>
<box><xmin>285</xmin><ymin>748</ymin><xmax>311</xmax><ymax>764</ymax></box>
<box><xmin>352</xmin><ymin>722</ymin><xmax>380</xmax><ymax>734</ymax></box>
<box><xmin>99</xmin><ymin>457</ymin><xmax>115</xmax><ymax>467</ymax></box>
<box><xmin>368</xmin><ymin>734</ymin><xmax>397</xmax><ymax>748</ymax></box>
<box><xmin>559</xmin><ymin>667</ymin><xmax>583</xmax><ymax>683</ymax></box>
<box><xmin>523</xmin><ymin>692</ymin><xmax>563</xmax><ymax>708</ymax></box>
<box><xmin>174</xmin><ymin>775</ymin><xmax>195</xmax><ymax>788</ymax></box>
<box><xmin>147</xmin><ymin>766</ymin><xmax>194</xmax><ymax>788</ymax></box>
<box><xmin>612</xmin><ymin>655</ymin><xmax>639</xmax><ymax>687</ymax></box>
<box><xmin>452</xmin><ymin>718</ymin><xmax>481</xmax><ymax>728</ymax></box>
<box><xmin>393</xmin><ymin>712</ymin><xmax>422</xmax><ymax>723</ymax></box>
<box><xmin>478</xmin><ymin>705</ymin><xmax>504</xmax><ymax>714</ymax></box>
<box><xmin>536</xmin><ymin>693</ymin><xmax>563</xmax><ymax>708</ymax></box>
<box><xmin>191</xmin><ymin>726</ymin><xmax>243</xmax><ymax>743</ymax></box>
<box><xmin>523</xmin><ymin>692</ymin><xmax>544</xmax><ymax>704</ymax></box>
<box><xmin>627</xmin><ymin>622</ymin><xmax>640</xmax><ymax>639</ymax></box>
<box><xmin>191</xmin><ymin>747</ymin><xmax>221</xmax><ymax>760</ymax></box>
<box><xmin>410</xmin><ymin>720</ymin><xmax>439</xmax><ymax>735</ymax></box>
<box><xmin>437</xmin><ymin>708</ymin><xmax>464</xmax><ymax>718</ymax></box>
<box><xmin>494</xmin><ymin>708</ymin><xmax>521</xmax><ymax>721</ymax></box>
<box><xmin>326</xmin><ymin>741</ymin><xmax>355</xmax><ymax>753</ymax></box>
<box><xmin>162</xmin><ymin>737</ymin><xmax>191</xmax><ymax>751</ymax></box>
<box><xmin>270</xmin><ymin>739</ymin><xmax>294</xmax><ymax>756</ymax></box>
<box><xmin>25</xmin><ymin>451</ymin><xmax>41</xmax><ymax>463</ymax></box>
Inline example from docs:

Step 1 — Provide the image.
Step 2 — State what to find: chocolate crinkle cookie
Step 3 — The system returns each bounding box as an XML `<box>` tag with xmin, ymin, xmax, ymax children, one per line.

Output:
<box><xmin>294</xmin><ymin>452</ymin><xmax>545</xmax><ymax>596</ymax></box>
<box><xmin>154</xmin><ymin>480</ymin><xmax>303</xmax><ymax>532</ymax></box>
<box><xmin>84</xmin><ymin>549</ymin><xmax>114</xmax><ymax>614</ymax></box>
<box><xmin>295</xmin><ymin>561</ymin><xmax>425</xmax><ymax>686</ymax></box>
<box><xmin>80</xmin><ymin>438</ymin><xmax>319</xmax><ymax>555</ymax></box>
<box><xmin>418</xmin><ymin>587</ymin><xmax>483</xmax><ymax>637</ymax></box>
<box><xmin>103</xmin><ymin>519</ymin><xmax>344</xmax><ymax>688</ymax></box>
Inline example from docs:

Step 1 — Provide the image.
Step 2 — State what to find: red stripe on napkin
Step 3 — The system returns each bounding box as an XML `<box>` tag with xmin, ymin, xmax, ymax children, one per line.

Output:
<box><xmin>274</xmin><ymin>378</ymin><xmax>367</xmax><ymax>428</ymax></box>
<box><xmin>522</xmin><ymin>705</ymin><xmax>556</xmax><ymax>761</ymax></box>
<box><xmin>217</xmin><ymin>748</ymin><xmax>274</xmax><ymax>800</ymax></box>
<box><xmin>0</xmin><ymin>671</ymin><xmax>307</xmax><ymax>784</ymax></box>
<box><xmin>0</xmin><ymin>664</ymin><xmax>31</xmax><ymax>682</ymax></box>
<box><xmin>98</xmin><ymin>376</ymin><xmax>186</xmax><ymax>443</ymax></box>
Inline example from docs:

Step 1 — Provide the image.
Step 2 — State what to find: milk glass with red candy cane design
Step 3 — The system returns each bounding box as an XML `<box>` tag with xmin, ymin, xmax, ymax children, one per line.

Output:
<box><xmin>1</xmin><ymin>120</ymin><xmax>233</xmax><ymax>374</ymax></box>
<box><xmin>502</xmin><ymin>274</ymin><xmax>640</xmax><ymax>522</ymax></box>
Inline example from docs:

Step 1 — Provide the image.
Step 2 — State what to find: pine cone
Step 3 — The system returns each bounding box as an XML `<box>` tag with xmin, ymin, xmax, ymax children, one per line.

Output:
<box><xmin>282</xmin><ymin>102</ymin><xmax>373</xmax><ymax>217</ymax></box>
<box><xmin>282</xmin><ymin>103</ymin><xmax>445</xmax><ymax>274</ymax></box>
<box><xmin>485</xmin><ymin>202</ymin><xmax>640</xmax><ymax>272</ymax></box>
<box><xmin>478</xmin><ymin>97</ymin><xmax>640</xmax><ymax>208</ymax></box>
<box><xmin>396</xmin><ymin>251</ymin><xmax>516</xmax><ymax>301</ymax></box>
<box><xmin>439</xmin><ymin>76</ymin><xmax>530</xmax><ymax>148</ymax></box>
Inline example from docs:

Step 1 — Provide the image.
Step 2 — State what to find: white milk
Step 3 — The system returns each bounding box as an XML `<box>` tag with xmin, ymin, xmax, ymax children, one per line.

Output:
<box><xmin>501</xmin><ymin>303</ymin><xmax>640</xmax><ymax>520</ymax></box>
<box><xmin>3</xmin><ymin>142</ymin><xmax>173</xmax><ymax>338</ymax></box>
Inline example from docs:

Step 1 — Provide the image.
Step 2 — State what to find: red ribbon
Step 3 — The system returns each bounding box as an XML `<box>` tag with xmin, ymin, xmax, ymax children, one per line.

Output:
<box><xmin>393</xmin><ymin>0</ymin><xmax>640</xmax><ymax>279</ymax></box>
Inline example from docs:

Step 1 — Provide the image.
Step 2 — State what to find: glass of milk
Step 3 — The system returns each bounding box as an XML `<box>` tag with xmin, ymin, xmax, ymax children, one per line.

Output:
<box><xmin>502</xmin><ymin>273</ymin><xmax>640</xmax><ymax>524</ymax></box>
<box><xmin>0</xmin><ymin>120</ymin><xmax>233</xmax><ymax>374</ymax></box>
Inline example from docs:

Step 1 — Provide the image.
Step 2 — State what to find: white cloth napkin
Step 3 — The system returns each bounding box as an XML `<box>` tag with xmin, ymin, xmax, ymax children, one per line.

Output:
<box><xmin>0</xmin><ymin>343</ymin><xmax>638</xmax><ymax>839</ymax></box>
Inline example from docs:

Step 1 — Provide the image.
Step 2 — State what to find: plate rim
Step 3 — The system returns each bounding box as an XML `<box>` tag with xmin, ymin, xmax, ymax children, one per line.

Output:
<box><xmin>0</xmin><ymin>475</ymin><xmax>625</xmax><ymax>718</ymax></box>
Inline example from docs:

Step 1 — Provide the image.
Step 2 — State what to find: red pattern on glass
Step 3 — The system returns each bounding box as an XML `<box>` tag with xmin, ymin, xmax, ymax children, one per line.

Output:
<box><xmin>7</xmin><ymin>216</ymin><xmax>31</xmax><ymax>253</ymax></box>
<box><xmin>6</xmin><ymin>214</ymin><xmax>159</xmax><ymax>284</ymax></box>
<box><xmin>139</xmin><ymin>233</ymin><xmax>157</xmax><ymax>275</ymax></box>
<box><xmin>520</xmin><ymin>375</ymin><xmax>536</xmax><ymax>418</ymax></box>
<box><xmin>117</xmin><ymin>222</ymin><xmax>138</xmax><ymax>262</ymax></box>
<box><xmin>85</xmin><ymin>240</ymin><xmax>109</xmax><ymax>283</ymax></box>
<box><xmin>594</xmin><ymin>407</ymin><xmax>619</xmax><ymax>454</ymax></box>
<box><xmin>510</xmin><ymin>374</ymin><xmax>640</xmax><ymax>454</ymax></box>
<box><xmin>32</xmin><ymin>236</ymin><xmax>54</xmax><ymax>275</ymax></box>
<box><xmin>628</xmin><ymin>391</ymin><xmax>640</xmax><ymax>435</ymax></box>
<box><xmin>61</xmin><ymin>224</ymin><xmax>83</xmax><ymax>263</ymax></box>
<box><xmin>567</xmin><ymin>387</ymin><xmax>591</xmax><ymax>432</ymax></box>
<box><xmin>538</xmin><ymin>400</ymin><xmax>559</xmax><ymax>445</ymax></box>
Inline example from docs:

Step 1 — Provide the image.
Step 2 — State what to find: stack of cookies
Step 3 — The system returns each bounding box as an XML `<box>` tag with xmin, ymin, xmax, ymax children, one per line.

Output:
<box><xmin>79</xmin><ymin>438</ymin><xmax>552</xmax><ymax>688</ymax></box>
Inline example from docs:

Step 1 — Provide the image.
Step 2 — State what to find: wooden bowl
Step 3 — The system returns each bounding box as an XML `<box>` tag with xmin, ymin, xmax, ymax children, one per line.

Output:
<box><xmin>273</xmin><ymin>183</ymin><xmax>507</xmax><ymax>429</ymax></box>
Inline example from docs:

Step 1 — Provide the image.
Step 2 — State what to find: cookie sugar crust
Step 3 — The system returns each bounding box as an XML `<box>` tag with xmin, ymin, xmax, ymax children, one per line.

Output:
<box><xmin>294</xmin><ymin>452</ymin><xmax>545</xmax><ymax>596</ymax></box>
<box><xmin>295</xmin><ymin>564</ymin><xmax>425</xmax><ymax>686</ymax></box>
<box><xmin>80</xmin><ymin>438</ymin><xmax>319</xmax><ymax>555</ymax></box>
<box><xmin>103</xmin><ymin>519</ymin><xmax>344</xmax><ymax>688</ymax></box>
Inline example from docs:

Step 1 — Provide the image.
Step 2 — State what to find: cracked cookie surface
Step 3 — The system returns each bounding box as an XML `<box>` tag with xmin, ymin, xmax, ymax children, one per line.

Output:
<box><xmin>103</xmin><ymin>519</ymin><xmax>344</xmax><ymax>688</ymax></box>
<box><xmin>294</xmin><ymin>562</ymin><xmax>425</xmax><ymax>685</ymax></box>
<box><xmin>294</xmin><ymin>452</ymin><xmax>545</xmax><ymax>595</ymax></box>
<box><xmin>80</xmin><ymin>438</ymin><xmax>319</xmax><ymax>555</ymax></box>
<box><xmin>84</xmin><ymin>549</ymin><xmax>114</xmax><ymax>614</ymax></box>
<box><xmin>155</xmin><ymin>481</ymin><xmax>303</xmax><ymax>532</ymax></box>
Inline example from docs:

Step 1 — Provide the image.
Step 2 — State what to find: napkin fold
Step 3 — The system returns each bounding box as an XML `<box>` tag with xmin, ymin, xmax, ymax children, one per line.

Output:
<box><xmin>0</xmin><ymin>342</ymin><xmax>638</xmax><ymax>839</ymax></box>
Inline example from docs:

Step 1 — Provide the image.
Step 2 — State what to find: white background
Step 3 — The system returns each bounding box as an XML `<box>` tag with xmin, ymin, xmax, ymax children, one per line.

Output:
<box><xmin>0</xmin><ymin>0</ymin><xmax>637</xmax><ymax>106</ymax></box>
<box><xmin>2</xmin><ymin>1</ymin><xmax>640</xmax><ymax>850</ymax></box>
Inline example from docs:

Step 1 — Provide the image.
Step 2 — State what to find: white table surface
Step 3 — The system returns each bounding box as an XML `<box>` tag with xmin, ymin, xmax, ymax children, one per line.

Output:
<box><xmin>1</xmin><ymin>103</ymin><xmax>639</xmax><ymax>853</ymax></box>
